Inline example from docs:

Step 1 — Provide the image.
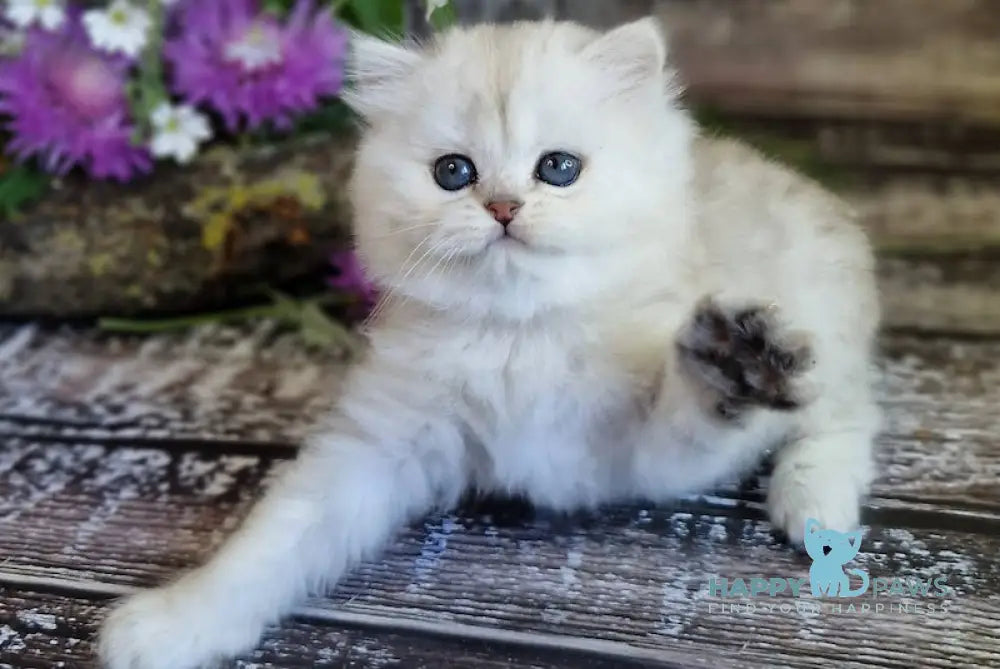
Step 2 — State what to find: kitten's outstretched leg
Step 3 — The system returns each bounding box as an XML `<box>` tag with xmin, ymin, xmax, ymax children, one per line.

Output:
<box><xmin>98</xmin><ymin>364</ymin><xmax>466</xmax><ymax>669</ymax></box>
<box><xmin>673</xmin><ymin>296</ymin><xmax>877</xmax><ymax>543</ymax></box>
<box><xmin>766</xmin><ymin>390</ymin><xmax>878</xmax><ymax>543</ymax></box>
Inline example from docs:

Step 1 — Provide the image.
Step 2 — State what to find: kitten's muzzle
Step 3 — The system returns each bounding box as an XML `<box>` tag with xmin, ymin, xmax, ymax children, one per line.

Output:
<box><xmin>486</xmin><ymin>200</ymin><xmax>522</xmax><ymax>227</ymax></box>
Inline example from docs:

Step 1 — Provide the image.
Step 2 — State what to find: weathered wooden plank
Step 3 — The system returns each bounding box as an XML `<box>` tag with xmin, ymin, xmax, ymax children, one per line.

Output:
<box><xmin>0</xmin><ymin>588</ymin><xmax>683</xmax><ymax>669</ymax></box>
<box><xmin>713</xmin><ymin>118</ymin><xmax>1000</xmax><ymax>181</ymax></box>
<box><xmin>873</xmin><ymin>337</ymin><xmax>1000</xmax><ymax>508</ymax></box>
<box><xmin>878</xmin><ymin>255</ymin><xmax>1000</xmax><ymax>335</ymax></box>
<box><xmin>697</xmin><ymin>122</ymin><xmax>1000</xmax><ymax>252</ymax></box>
<box><xmin>657</xmin><ymin>0</ymin><xmax>1000</xmax><ymax>126</ymax></box>
<box><xmin>0</xmin><ymin>441</ymin><xmax>270</xmax><ymax>583</ymax></box>
<box><xmin>860</xmin><ymin>177</ymin><xmax>1000</xmax><ymax>252</ymax></box>
<box><xmin>693</xmin><ymin>115</ymin><xmax>1000</xmax><ymax>276</ymax></box>
<box><xmin>1</xmin><ymin>436</ymin><xmax>997</xmax><ymax>587</ymax></box>
<box><xmin>1</xmin><ymin>441</ymin><xmax>999</xmax><ymax>669</ymax></box>
<box><xmin>3</xmin><ymin>326</ymin><xmax>998</xmax><ymax>508</ymax></box>
<box><xmin>0</xmin><ymin>324</ymin><xmax>347</xmax><ymax>446</ymax></box>
<box><xmin>460</xmin><ymin>0</ymin><xmax>1000</xmax><ymax>125</ymax></box>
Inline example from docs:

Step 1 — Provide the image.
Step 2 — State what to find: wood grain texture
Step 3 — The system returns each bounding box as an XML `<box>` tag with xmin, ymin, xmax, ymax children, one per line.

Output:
<box><xmin>657</xmin><ymin>0</ymin><xmax>1000</xmax><ymax>125</ymax></box>
<box><xmin>2</xmin><ymin>448</ymin><xmax>1000</xmax><ymax>667</ymax></box>
<box><xmin>0</xmin><ymin>326</ymin><xmax>998</xmax><ymax>667</ymax></box>
<box><xmin>859</xmin><ymin>177</ymin><xmax>1000</xmax><ymax>251</ymax></box>
<box><xmin>0</xmin><ymin>324</ymin><xmax>347</xmax><ymax>446</ymax></box>
<box><xmin>0</xmin><ymin>589</ymin><xmax>685</xmax><ymax>669</ymax></box>
<box><xmin>878</xmin><ymin>255</ymin><xmax>1000</xmax><ymax>335</ymax></box>
<box><xmin>1</xmin><ymin>437</ymin><xmax>999</xmax><ymax>668</ymax></box>
<box><xmin>466</xmin><ymin>0</ymin><xmax>1000</xmax><ymax>125</ymax></box>
<box><xmin>2</xmin><ymin>327</ymin><xmax>998</xmax><ymax>509</ymax></box>
<box><xmin>697</xmin><ymin>120</ymin><xmax>1000</xmax><ymax>251</ymax></box>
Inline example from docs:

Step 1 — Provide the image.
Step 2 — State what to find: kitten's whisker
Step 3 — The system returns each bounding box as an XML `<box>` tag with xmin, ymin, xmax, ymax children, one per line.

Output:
<box><xmin>393</xmin><ymin>233</ymin><xmax>435</xmax><ymax>278</ymax></box>
<box><xmin>440</xmin><ymin>252</ymin><xmax>464</xmax><ymax>287</ymax></box>
<box><xmin>398</xmin><ymin>238</ymin><xmax>448</xmax><ymax>286</ymax></box>
<box><xmin>379</xmin><ymin>237</ymin><xmax>452</xmax><ymax>318</ymax></box>
<box><xmin>420</xmin><ymin>246</ymin><xmax>458</xmax><ymax>285</ymax></box>
<box><xmin>365</xmin><ymin>233</ymin><xmax>437</xmax><ymax>324</ymax></box>
<box><xmin>370</xmin><ymin>222</ymin><xmax>441</xmax><ymax>239</ymax></box>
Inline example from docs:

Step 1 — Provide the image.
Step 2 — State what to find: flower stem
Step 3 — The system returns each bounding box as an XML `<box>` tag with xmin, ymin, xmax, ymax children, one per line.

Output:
<box><xmin>98</xmin><ymin>304</ymin><xmax>283</xmax><ymax>333</ymax></box>
<box><xmin>98</xmin><ymin>292</ymin><xmax>354</xmax><ymax>334</ymax></box>
<box><xmin>127</xmin><ymin>0</ymin><xmax>170</xmax><ymax>145</ymax></box>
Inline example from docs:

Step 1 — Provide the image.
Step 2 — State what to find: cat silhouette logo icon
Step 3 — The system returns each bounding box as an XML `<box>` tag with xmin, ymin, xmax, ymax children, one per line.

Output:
<box><xmin>804</xmin><ymin>518</ymin><xmax>870</xmax><ymax>598</ymax></box>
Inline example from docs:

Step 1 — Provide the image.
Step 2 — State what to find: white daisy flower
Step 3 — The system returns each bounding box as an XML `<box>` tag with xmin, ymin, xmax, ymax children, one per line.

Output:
<box><xmin>149</xmin><ymin>103</ymin><xmax>213</xmax><ymax>164</ymax></box>
<box><xmin>224</xmin><ymin>24</ymin><xmax>283</xmax><ymax>71</ymax></box>
<box><xmin>4</xmin><ymin>0</ymin><xmax>66</xmax><ymax>31</ymax></box>
<box><xmin>424</xmin><ymin>0</ymin><xmax>450</xmax><ymax>21</ymax></box>
<box><xmin>82</xmin><ymin>0</ymin><xmax>151</xmax><ymax>58</ymax></box>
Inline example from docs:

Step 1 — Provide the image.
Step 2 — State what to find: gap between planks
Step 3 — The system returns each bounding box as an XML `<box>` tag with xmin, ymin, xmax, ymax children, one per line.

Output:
<box><xmin>4</xmin><ymin>430</ymin><xmax>1000</xmax><ymax>533</ymax></box>
<box><xmin>0</xmin><ymin>428</ymin><xmax>296</xmax><ymax>458</ymax></box>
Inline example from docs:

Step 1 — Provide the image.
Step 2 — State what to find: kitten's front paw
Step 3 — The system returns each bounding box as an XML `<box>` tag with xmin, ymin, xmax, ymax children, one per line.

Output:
<box><xmin>767</xmin><ymin>462</ymin><xmax>862</xmax><ymax>544</ymax></box>
<box><xmin>676</xmin><ymin>297</ymin><xmax>814</xmax><ymax>421</ymax></box>
<box><xmin>99</xmin><ymin>587</ymin><xmax>205</xmax><ymax>669</ymax></box>
<box><xmin>99</xmin><ymin>582</ymin><xmax>244</xmax><ymax>669</ymax></box>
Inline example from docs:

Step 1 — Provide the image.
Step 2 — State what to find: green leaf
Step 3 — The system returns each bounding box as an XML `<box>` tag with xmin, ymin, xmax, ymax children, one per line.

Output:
<box><xmin>262</xmin><ymin>0</ymin><xmax>293</xmax><ymax>15</ymax></box>
<box><xmin>428</xmin><ymin>1</ymin><xmax>457</xmax><ymax>31</ymax></box>
<box><xmin>346</xmin><ymin>0</ymin><xmax>380</xmax><ymax>33</ymax></box>
<box><xmin>0</xmin><ymin>163</ymin><xmax>49</xmax><ymax>219</ymax></box>
<box><xmin>345</xmin><ymin>0</ymin><xmax>404</xmax><ymax>35</ymax></box>
<box><xmin>298</xmin><ymin>300</ymin><xmax>360</xmax><ymax>350</ymax></box>
<box><xmin>100</xmin><ymin>290</ymin><xmax>361</xmax><ymax>352</ymax></box>
<box><xmin>293</xmin><ymin>100</ymin><xmax>356</xmax><ymax>134</ymax></box>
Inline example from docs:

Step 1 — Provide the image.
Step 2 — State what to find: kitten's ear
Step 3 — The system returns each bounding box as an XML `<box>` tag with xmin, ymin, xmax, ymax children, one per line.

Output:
<box><xmin>846</xmin><ymin>529</ymin><xmax>864</xmax><ymax>553</ymax></box>
<box><xmin>582</xmin><ymin>17</ymin><xmax>668</xmax><ymax>92</ymax></box>
<box><xmin>342</xmin><ymin>31</ymin><xmax>422</xmax><ymax>118</ymax></box>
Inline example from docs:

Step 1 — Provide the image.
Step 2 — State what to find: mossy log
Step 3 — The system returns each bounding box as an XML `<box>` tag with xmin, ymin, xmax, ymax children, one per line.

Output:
<box><xmin>0</xmin><ymin>134</ymin><xmax>357</xmax><ymax>318</ymax></box>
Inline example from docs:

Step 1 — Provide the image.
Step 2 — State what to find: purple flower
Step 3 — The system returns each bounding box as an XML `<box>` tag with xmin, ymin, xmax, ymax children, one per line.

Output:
<box><xmin>165</xmin><ymin>0</ymin><xmax>347</xmax><ymax>131</ymax></box>
<box><xmin>0</xmin><ymin>13</ymin><xmax>150</xmax><ymax>181</ymax></box>
<box><xmin>328</xmin><ymin>249</ymin><xmax>378</xmax><ymax>319</ymax></box>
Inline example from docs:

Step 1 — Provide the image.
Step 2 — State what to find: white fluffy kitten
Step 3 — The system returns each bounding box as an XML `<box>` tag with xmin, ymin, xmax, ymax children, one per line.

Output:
<box><xmin>100</xmin><ymin>18</ymin><xmax>879</xmax><ymax>669</ymax></box>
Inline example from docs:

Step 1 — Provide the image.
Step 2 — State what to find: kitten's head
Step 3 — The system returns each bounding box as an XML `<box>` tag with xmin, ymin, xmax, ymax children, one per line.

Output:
<box><xmin>346</xmin><ymin>19</ymin><xmax>694</xmax><ymax>320</ymax></box>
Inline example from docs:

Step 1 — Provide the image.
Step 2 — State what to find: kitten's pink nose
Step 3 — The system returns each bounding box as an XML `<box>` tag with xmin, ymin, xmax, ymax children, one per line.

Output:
<box><xmin>486</xmin><ymin>200</ymin><xmax>522</xmax><ymax>226</ymax></box>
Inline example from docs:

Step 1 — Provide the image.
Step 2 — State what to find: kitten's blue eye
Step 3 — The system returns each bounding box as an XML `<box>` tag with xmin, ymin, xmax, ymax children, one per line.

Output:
<box><xmin>536</xmin><ymin>151</ymin><xmax>582</xmax><ymax>187</ymax></box>
<box><xmin>433</xmin><ymin>154</ymin><xmax>477</xmax><ymax>191</ymax></box>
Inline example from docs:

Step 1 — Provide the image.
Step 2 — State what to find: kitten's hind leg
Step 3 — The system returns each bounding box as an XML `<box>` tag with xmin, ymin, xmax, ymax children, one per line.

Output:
<box><xmin>98</xmin><ymin>368</ymin><xmax>466</xmax><ymax>669</ymax></box>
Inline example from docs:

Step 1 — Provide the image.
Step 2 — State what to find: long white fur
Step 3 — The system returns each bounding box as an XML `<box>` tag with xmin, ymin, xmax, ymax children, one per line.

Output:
<box><xmin>99</xmin><ymin>18</ymin><xmax>879</xmax><ymax>669</ymax></box>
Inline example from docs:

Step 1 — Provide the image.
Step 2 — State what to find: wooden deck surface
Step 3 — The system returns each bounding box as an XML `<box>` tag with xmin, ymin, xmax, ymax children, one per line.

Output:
<box><xmin>0</xmin><ymin>322</ymin><xmax>998</xmax><ymax>668</ymax></box>
<box><xmin>5</xmin><ymin>3</ymin><xmax>1000</xmax><ymax>666</ymax></box>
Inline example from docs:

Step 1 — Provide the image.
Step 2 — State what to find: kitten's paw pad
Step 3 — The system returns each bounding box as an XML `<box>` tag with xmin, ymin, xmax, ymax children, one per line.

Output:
<box><xmin>677</xmin><ymin>297</ymin><xmax>814</xmax><ymax>419</ymax></box>
<box><xmin>99</xmin><ymin>586</ymin><xmax>230</xmax><ymax>669</ymax></box>
<box><xmin>767</xmin><ymin>465</ymin><xmax>861</xmax><ymax>545</ymax></box>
